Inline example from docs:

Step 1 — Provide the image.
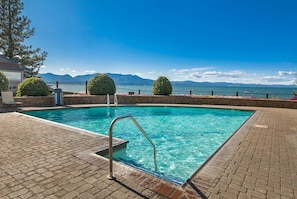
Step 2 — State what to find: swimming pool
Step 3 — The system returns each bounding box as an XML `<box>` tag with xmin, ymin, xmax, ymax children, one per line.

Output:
<box><xmin>25</xmin><ymin>106</ymin><xmax>253</xmax><ymax>184</ymax></box>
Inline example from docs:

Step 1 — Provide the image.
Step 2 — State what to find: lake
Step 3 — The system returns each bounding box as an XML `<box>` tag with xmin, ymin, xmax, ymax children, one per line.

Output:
<box><xmin>50</xmin><ymin>83</ymin><xmax>297</xmax><ymax>99</ymax></box>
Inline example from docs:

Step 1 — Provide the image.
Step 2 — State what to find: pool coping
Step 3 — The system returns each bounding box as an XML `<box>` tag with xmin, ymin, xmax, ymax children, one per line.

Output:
<box><xmin>185</xmin><ymin>108</ymin><xmax>259</xmax><ymax>193</ymax></box>
<box><xmin>18</xmin><ymin>103</ymin><xmax>259</xmax><ymax>198</ymax></box>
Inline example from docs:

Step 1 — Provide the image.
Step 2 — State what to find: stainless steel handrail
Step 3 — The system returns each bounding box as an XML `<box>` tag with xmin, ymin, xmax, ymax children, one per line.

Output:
<box><xmin>108</xmin><ymin>115</ymin><xmax>157</xmax><ymax>180</ymax></box>
<box><xmin>107</xmin><ymin>94</ymin><xmax>110</xmax><ymax>106</ymax></box>
<box><xmin>114</xmin><ymin>94</ymin><xmax>118</xmax><ymax>106</ymax></box>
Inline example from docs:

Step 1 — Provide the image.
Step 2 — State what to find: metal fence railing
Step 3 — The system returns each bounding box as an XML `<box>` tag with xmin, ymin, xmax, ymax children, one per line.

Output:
<box><xmin>50</xmin><ymin>81</ymin><xmax>297</xmax><ymax>100</ymax></box>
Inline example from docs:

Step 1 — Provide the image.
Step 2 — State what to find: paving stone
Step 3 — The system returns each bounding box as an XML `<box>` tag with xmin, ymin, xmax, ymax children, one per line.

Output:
<box><xmin>30</xmin><ymin>185</ymin><xmax>45</xmax><ymax>194</ymax></box>
<box><xmin>75</xmin><ymin>183</ymin><xmax>93</xmax><ymax>193</ymax></box>
<box><xmin>0</xmin><ymin>187</ymin><xmax>12</xmax><ymax>196</ymax></box>
<box><xmin>60</xmin><ymin>190</ymin><xmax>80</xmax><ymax>199</ymax></box>
<box><xmin>8</xmin><ymin>188</ymin><xmax>28</xmax><ymax>198</ymax></box>
<box><xmin>78</xmin><ymin>192</ymin><xmax>96</xmax><ymax>199</ymax></box>
<box><xmin>1</xmin><ymin>106</ymin><xmax>297</xmax><ymax>198</ymax></box>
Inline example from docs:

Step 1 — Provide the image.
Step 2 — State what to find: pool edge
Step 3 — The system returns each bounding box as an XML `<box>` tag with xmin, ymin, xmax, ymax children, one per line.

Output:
<box><xmin>184</xmin><ymin>109</ymin><xmax>260</xmax><ymax>191</ymax></box>
<box><xmin>18</xmin><ymin>104</ymin><xmax>260</xmax><ymax>198</ymax></box>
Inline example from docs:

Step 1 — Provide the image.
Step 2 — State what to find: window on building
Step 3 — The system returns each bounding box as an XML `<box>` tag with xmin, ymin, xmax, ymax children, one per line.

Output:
<box><xmin>2</xmin><ymin>71</ymin><xmax>22</xmax><ymax>80</ymax></box>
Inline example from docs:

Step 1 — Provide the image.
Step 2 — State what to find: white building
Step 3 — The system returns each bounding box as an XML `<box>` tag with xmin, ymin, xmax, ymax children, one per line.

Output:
<box><xmin>0</xmin><ymin>55</ymin><xmax>26</xmax><ymax>91</ymax></box>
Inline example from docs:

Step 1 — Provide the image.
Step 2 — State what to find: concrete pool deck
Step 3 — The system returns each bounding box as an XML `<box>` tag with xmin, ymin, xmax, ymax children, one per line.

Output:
<box><xmin>0</xmin><ymin>105</ymin><xmax>296</xmax><ymax>198</ymax></box>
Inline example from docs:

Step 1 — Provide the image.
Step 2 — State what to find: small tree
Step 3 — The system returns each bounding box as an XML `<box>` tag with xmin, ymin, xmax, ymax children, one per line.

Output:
<box><xmin>0</xmin><ymin>0</ymin><xmax>47</xmax><ymax>78</ymax></box>
<box><xmin>152</xmin><ymin>76</ymin><xmax>172</xmax><ymax>95</ymax></box>
<box><xmin>0</xmin><ymin>71</ymin><xmax>9</xmax><ymax>91</ymax></box>
<box><xmin>88</xmin><ymin>74</ymin><xmax>116</xmax><ymax>95</ymax></box>
<box><xmin>16</xmin><ymin>77</ymin><xmax>49</xmax><ymax>96</ymax></box>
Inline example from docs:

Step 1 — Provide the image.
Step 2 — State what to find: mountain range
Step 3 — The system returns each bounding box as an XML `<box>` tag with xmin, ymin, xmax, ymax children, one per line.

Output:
<box><xmin>39</xmin><ymin>73</ymin><xmax>154</xmax><ymax>85</ymax></box>
<box><xmin>39</xmin><ymin>73</ymin><xmax>294</xmax><ymax>88</ymax></box>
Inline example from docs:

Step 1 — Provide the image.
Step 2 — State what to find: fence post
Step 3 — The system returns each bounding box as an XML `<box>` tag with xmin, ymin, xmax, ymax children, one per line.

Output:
<box><xmin>56</xmin><ymin>81</ymin><xmax>59</xmax><ymax>88</ymax></box>
<box><xmin>85</xmin><ymin>81</ymin><xmax>88</xmax><ymax>95</ymax></box>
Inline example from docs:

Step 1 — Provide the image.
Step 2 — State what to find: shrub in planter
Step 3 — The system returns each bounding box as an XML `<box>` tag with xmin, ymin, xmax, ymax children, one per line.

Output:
<box><xmin>16</xmin><ymin>77</ymin><xmax>49</xmax><ymax>96</ymax></box>
<box><xmin>88</xmin><ymin>74</ymin><xmax>116</xmax><ymax>95</ymax></box>
<box><xmin>152</xmin><ymin>76</ymin><xmax>172</xmax><ymax>95</ymax></box>
<box><xmin>0</xmin><ymin>71</ymin><xmax>9</xmax><ymax>92</ymax></box>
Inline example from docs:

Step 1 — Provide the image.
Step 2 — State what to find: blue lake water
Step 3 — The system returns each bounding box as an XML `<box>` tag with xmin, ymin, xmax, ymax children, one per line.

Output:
<box><xmin>25</xmin><ymin>106</ymin><xmax>253</xmax><ymax>184</ymax></box>
<box><xmin>51</xmin><ymin>83</ymin><xmax>296</xmax><ymax>99</ymax></box>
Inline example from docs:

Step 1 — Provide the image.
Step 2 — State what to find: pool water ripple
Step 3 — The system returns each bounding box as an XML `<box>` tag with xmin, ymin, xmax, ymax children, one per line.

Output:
<box><xmin>25</xmin><ymin>106</ymin><xmax>253</xmax><ymax>184</ymax></box>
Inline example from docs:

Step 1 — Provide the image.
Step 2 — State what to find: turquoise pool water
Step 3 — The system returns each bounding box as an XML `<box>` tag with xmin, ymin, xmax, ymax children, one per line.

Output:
<box><xmin>25</xmin><ymin>106</ymin><xmax>253</xmax><ymax>184</ymax></box>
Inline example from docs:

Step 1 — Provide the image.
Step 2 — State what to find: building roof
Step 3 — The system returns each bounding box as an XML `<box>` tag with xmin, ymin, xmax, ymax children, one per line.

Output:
<box><xmin>0</xmin><ymin>54</ymin><xmax>24</xmax><ymax>71</ymax></box>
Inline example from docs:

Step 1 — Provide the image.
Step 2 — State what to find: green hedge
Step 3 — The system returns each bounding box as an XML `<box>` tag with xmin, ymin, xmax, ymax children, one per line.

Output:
<box><xmin>0</xmin><ymin>71</ymin><xmax>9</xmax><ymax>92</ymax></box>
<box><xmin>16</xmin><ymin>77</ymin><xmax>49</xmax><ymax>96</ymax></box>
<box><xmin>88</xmin><ymin>74</ymin><xmax>116</xmax><ymax>95</ymax></box>
<box><xmin>152</xmin><ymin>76</ymin><xmax>172</xmax><ymax>95</ymax></box>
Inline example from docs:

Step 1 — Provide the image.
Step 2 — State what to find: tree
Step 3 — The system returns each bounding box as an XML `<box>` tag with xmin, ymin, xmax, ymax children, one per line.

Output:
<box><xmin>152</xmin><ymin>76</ymin><xmax>172</xmax><ymax>95</ymax></box>
<box><xmin>0</xmin><ymin>71</ymin><xmax>9</xmax><ymax>91</ymax></box>
<box><xmin>0</xmin><ymin>0</ymin><xmax>47</xmax><ymax>78</ymax></box>
<box><xmin>16</xmin><ymin>77</ymin><xmax>49</xmax><ymax>96</ymax></box>
<box><xmin>88</xmin><ymin>74</ymin><xmax>116</xmax><ymax>95</ymax></box>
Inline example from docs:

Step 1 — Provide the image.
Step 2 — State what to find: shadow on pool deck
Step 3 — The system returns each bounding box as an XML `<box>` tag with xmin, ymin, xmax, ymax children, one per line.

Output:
<box><xmin>0</xmin><ymin>105</ymin><xmax>297</xmax><ymax>198</ymax></box>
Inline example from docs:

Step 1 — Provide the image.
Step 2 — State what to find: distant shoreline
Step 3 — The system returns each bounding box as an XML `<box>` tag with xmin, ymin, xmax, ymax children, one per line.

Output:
<box><xmin>49</xmin><ymin>83</ymin><xmax>296</xmax><ymax>99</ymax></box>
<box><xmin>40</xmin><ymin>73</ymin><xmax>296</xmax><ymax>88</ymax></box>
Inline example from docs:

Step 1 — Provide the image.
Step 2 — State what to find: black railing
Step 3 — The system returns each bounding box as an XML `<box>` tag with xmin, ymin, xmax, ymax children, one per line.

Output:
<box><xmin>50</xmin><ymin>81</ymin><xmax>297</xmax><ymax>100</ymax></box>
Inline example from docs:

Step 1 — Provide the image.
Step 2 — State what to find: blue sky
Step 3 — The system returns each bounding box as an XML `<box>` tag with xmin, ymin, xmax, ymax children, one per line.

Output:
<box><xmin>22</xmin><ymin>0</ymin><xmax>297</xmax><ymax>85</ymax></box>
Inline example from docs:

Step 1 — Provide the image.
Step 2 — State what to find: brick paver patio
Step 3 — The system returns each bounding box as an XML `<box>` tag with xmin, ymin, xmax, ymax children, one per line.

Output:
<box><xmin>0</xmin><ymin>105</ymin><xmax>296</xmax><ymax>198</ymax></box>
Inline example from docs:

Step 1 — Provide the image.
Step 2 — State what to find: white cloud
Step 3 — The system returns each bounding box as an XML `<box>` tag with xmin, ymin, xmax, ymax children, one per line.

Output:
<box><xmin>169</xmin><ymin>67</ymin><xmax>215</xmax><ymax>75</ymax></box>
<box><xmin>84</xmin><ymin>70</ymin><xmax>96</xmax><ymax>74</ymax></box>
<box><xmin>261</xmin><ymin>75</ymin><xmax>284</xmax><ymax>82</ymax></box>
<box><xmin>202</xmin><ymin>71</ymin><xmax>244</xmax><ymax>78</ymax></box>
<box><xmin>192</xmin><ymin>67</ymin><xmax>215</xmax><ymax>71</ymax></box>
<box><xmin>168</xmin><ymin>67</ymin><xmax>245</xmax><ymax>82</ymax></box>
<box><xmin>134</xmin><ymin>72</ymin><xmax>143</xmax><ymax>77</ymax></box>
<box><xmin>40</xmin><ymin>65</ymin><xmax>46</xmax><ymax>68</ymax></box>
<box><xmin>60</xmin><ymin>67</ymin><xmax>77</xmax><ymax>74</ymax></box>
<box><xmin>278</xmin><ymin>71</ymin><xmax>297</xmax><ymax>76</ymax></box>
<box><xmin>260</xmin><ymin>76</ymin><xmax>295</xmax><ymax>85</ymax></box>
<box><xmin>165</xmin><ymin>67</ymin><xmax>296</xmax><ymax>85</ymax></box>
<box><xmin>189</xmin><ymin>72</ymin><xmax>202</xmax><ymax>78</ymax></box>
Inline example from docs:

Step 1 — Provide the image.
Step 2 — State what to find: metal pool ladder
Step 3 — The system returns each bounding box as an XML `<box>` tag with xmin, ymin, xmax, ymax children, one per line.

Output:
<box><xmin>108</xmin><ymin>115</ymin><xmax>157</xmax><ymax>180</ymax></box>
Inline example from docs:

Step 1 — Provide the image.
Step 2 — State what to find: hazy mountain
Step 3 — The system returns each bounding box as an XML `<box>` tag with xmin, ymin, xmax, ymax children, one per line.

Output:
<box><xmin>39</xmin><ymin>73</ymin><xmax>76</xmax><ymax>83</ymax></box>
<box><xmin>108</xmin><ymin>73</ymin><xmax>154</xmax><ymax>85</ymax></box>
<box><xmin>39</xmin><ymin>73</ymin><xmax>294</xmax><ymax>88</ymax></box>
<box><xmin>73</xmin><ymin>74</ymin><xmax>95</xmax><ymax>82</ymax></box>
<box><xmin>39</xmin><ymin>73</ymin><xmax>154</xmax><ymax>85</ymax></box>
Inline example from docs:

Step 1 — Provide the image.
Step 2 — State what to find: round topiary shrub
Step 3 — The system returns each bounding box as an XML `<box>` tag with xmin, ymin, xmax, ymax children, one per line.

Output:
<box><xmin>16</xmin><ymin>77</ymin><xmax>49</xmax><ymax>96</ymax></box>
<box><xmin>0</xmin><ymin>71</ymin><xmax>9</xmax><ymax>92</ymax></box>
<box><xmin>152</xmin><ymin>76</ymin><xmax>172</xmax><ymax>95</ymax></box>
<box><xmin>88</xmin><ymin>74</ymin><xmax>116</xmax><ymax>95</ymax></box>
